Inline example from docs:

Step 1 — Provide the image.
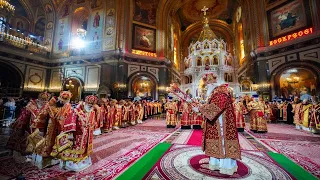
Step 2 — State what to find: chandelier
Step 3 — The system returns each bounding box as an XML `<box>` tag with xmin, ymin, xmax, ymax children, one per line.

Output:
<box><xmin>286</xmin><ymin>76</ymin><xmax>299</xmax><ymax>84</ymax></box>
<box><xmin>65</xmin><ymin>80</ymin><xmax>74</xmax><ymax>89</ymax></box>
<box><xmin>0</xmin><ymin>0</ymin><xmax>15</xmax><ymax>14</ymax></box>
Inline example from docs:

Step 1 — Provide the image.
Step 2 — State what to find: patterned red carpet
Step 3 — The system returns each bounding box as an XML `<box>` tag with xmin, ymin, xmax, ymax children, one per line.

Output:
<box><xmin>172</xmin><ymin>129</ymin><xmax>258</xmax><ymax>151</ymax></box>
<box><xmin>143</xmin><ymin>145</ymin><xmax>295</xmax><ymax>180</ymax></box>
<box><xmin>246</xmin><ymin>123</ymin><xmax>320</xmax><ymax>142</ymax></box>
<box><xmin>0</xmin><ymin>119</ymin><xmax>174</xmax><ymax>180</ymax></box>
<box><xmin>246</xmin><ymin>123</ymin><xmax>320</xmax><ymax>178</ymax></box>
<box><xmin>261</xmin><ymin>139</ymin><xmax>320</xmax><ymax>178</ymax></box>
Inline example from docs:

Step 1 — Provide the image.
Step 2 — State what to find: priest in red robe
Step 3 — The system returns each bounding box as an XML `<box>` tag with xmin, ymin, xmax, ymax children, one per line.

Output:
<box><xmin>56</xmin><ymin>95</ymin><xmax>97</xmax><ymax>171</ymax></box>
<box><xmin>193</xmin><ymin>84</ymin><xmax>241</xmax><ymax>175</ymax></box>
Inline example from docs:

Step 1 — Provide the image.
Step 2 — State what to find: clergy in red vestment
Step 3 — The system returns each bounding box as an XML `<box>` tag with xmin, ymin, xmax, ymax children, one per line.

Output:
<box><xmin>233</xmin><ymin>97</ymin><xmax>246</xmax><ymax>132</ymax></box>
<box><xmin>165</xmin><ymin>96</ymin><xmax>178</xmax><ymax>128</ymax></box>
<box><xmin>247</xmin><ymin>95</ymin><xmax>269</xmax><ymax>133</ymax></box>
<box><xmin>309</xmin><ymin>97</ymin><xmax>320</xmax><ymax>133</ymax></box>
<box><xmin>137</xmin><ymin>101</ymin><xmax>144</xmax><ymax>124</ymax></box>
<box><xmin>92</xmin><ymin>98</ymin><xmax>102</xmax><ymax>136</ymax></box>
<box><xmin>28</xmin><ymin>91</ymin><xmax>74</xmax><ymax>169</ymax></box>
<box><xmin>181</xmin><ymin>100</ymin><xmax>191</xmax><ymax>129</ymax></box>
<box><xmin>7</xmin><ymin>92</ymin><xmax>51</xmax><ymax>163</ymax></box>
<box><xmin>292</xmin><ymin>97</ymin><xmax>302</xmax><ymax>128</ymax></box>
<box><xmin>57</xmin><ymin>95</ymin><xmax>97</xmax><ymax>171</ymax></box>
<box><xmin>101</xmin><ymin>98</ymin><xmax>111</xmax><ymax>132</ymax></box>
<box><xmin>193</xmin><ymin>84</ymin><xmax>241</xmax><ymax>175</ymax></box>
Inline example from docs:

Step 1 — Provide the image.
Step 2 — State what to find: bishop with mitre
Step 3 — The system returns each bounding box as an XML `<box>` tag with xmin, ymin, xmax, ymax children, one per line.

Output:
<box><xmin>192</xmin><ymin>84</ymin><xmax>241</xmax><ymax>175</ymax></box>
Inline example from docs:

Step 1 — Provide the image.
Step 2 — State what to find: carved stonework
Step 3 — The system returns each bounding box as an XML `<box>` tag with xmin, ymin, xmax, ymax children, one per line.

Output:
<box><xmin>299</xmin><ymin>48</ymin><xmax>320</xmax><ymax>62</ymax></box>
<box><xmin>128</xmin><ymin>65</ymin><xmax>140</xmax><ymax>77</ymax></box>
<box><xmin>147</xmin><ymin>67</ymin><xmax>159</xmax><ymax>81</ymax></box>
<box><xmin>268</xmin><ymin>57</ymin><xmax>286</xmax><ymax>72</ymax></box>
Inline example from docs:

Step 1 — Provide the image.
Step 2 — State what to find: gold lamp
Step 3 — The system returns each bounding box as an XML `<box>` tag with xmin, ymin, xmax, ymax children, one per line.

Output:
<box><xmin>286</xmin><ymin>76</ymin><xmax>299</xmax><ymax>84</ymax></box>
<box><xmin>0</xmin><ymin>0</ymin><xmax>15</xmax><ymax>14</ymax></box>
<box><xmin>65</xmin><ymin>80</ymin><xmax>74</xmax><ymax>89</ymax></box>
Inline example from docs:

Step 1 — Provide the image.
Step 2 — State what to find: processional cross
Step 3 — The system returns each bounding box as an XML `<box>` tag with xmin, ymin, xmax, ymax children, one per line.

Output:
<box><xmin>201</xmin><ymin>6</ymin><xmax>209</xmax><ymax>16</ymax></box>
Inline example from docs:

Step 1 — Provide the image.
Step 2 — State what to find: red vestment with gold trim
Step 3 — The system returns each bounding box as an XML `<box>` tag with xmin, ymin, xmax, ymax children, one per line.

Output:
<box><xmin>181</xmin><ymin>102</ymin><xmax>191</xmax><ymax>126</ymax></box>
<box><xmin>199</xmin><ymin>91</ymin><xmax>241</xmax><ymax>160</ymax></box>
<box><xmin>57</xmin><ymin>105</ymin><xmax>94</xmax><ymax>162</ymax></box>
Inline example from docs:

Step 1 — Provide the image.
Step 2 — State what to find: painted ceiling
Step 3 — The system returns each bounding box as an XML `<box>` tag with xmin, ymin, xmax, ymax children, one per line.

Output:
<box><xmin>176</xmin><ymin>0</ymin><xmax>239</xmax><ymax>30</ymax></box>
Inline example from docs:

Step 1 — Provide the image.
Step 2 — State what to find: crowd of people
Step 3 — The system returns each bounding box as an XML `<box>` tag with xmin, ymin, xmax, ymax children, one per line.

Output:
<box><xmin>165</xmin><ymin>93</ymin><xmax>319</xmax><ymax>135</ymax></box>
<box><xmin>6</xmin><ymin>91</ymin><xmax>164</xmax><ymax>172</ymax></box>
<box><xmin>3</xmin><ymin>89</ymin><xmax>319</xmax><ymax>174</ymax></box>
<box><xmin>0</xmin><ymin>97</ymin><xmax>30</xmax><ymax>121</ymax></box>
<box><xmin>230</xmin><ymin>94</ymin><xmax>319</xmax><ymax>134</ymax></box>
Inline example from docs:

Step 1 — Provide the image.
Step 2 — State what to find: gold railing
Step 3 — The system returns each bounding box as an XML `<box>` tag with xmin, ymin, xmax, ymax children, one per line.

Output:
<box><xmin>0</xmin><ymin>32</ymin><xmax>49</xmax><ymax>55</ymax></box>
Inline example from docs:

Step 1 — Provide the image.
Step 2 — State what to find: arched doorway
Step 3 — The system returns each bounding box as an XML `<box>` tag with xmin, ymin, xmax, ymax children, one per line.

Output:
<box><xmin>0</xmin><ymin>62</ymin><xmax>23</xmax><ymax>97</ymax></box>
<box><xmin>272</xmin><ymin>64</ymin><xmax>320</xmax><ymax>99</ymax></box>
<box><xmin>128</xmin><ymin>73</ymin><xmax>158</xmax><ymax>100</ymax></box>
<box><xmin>278</xmin><ymin>68</ymin><xmax>317</xmax><ymax>98</ymax></box>
<box><xmin>63</xmin><ymin>78</ymin><xmax>82</xmax><ymax>102</ymax></box>
<box><xmin>132</xmin><ymin>76</ymin><xmax>155</xmax><ymax>98</ymax></box>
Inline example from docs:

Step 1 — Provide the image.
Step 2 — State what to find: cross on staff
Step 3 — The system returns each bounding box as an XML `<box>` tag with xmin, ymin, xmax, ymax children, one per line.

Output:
<box><xmin>201</xmin><ymin>6</ymin><xmax>209</xmax><ymax>16</ymax></box>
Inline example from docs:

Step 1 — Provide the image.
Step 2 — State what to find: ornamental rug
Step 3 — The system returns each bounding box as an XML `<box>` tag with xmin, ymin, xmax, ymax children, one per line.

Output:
<box><xmin>261</xmin><ymin>139</ymin><xmax>320</xmax><ymax>178</ymax></box>
<box><xmin>245</xmin><ymin>123</ymin><xmax>320</xmax><ymax>141</ymax></box>
<box><xmin>170</xmin><ymin>129</ymin><xmax>258</xmax><ymax>151</ymax></box>
<box><xmin>143</xmin><ymin>145</ymin><xmax>295</xmax><ymax>180</ymax></box>
<box><xmin>129</xmin><ymin>119</ymin><xmax>179</xmax><ymax>133</ymax></box>
<box><xmin>170</xmin><ymin>130</ymin><xmax>193</xmax><ymax>144</ymax></box>
<box><xmin>0</xmin><ymin>120</ymin><xmax>173</xmax><ymax>180</ymax></box>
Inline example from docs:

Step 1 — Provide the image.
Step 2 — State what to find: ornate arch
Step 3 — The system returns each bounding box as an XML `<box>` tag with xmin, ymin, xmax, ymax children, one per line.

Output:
<box><xmin>127</xmin><ymin>72</ymin><xmax>159</xmax><ymax>100</ymax></box>
<box><xmin>270</xmin><ymin>61</ymin><xmax>320</xmax><ymax>98</ymax></box>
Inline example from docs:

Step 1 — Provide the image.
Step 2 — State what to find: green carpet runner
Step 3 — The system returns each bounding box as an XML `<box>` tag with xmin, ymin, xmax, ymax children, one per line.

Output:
<box><xmin>268</xmin><ymin>152</ymin><xmax>317</xmax><ymax>180</ymax></box>
<box><xmin>116</xmin><ymin>142</ymin><xmax>171</xmax><ymax>180</ymax></box>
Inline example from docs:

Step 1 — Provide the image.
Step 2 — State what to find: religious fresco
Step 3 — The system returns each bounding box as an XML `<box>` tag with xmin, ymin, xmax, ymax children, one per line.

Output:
<box><xmin>35</xmin><ymin>18</ymin><xmax>46</xmax><ymax>37</ymax></box>
<box><xmin>13</xmin><ymin>17</ymin><xmax>29</xmax><ymax>32</ymax></box>
<box><xmin>133</xmin><ymin>24</ymin><xmax>156</xmax><ymax>52</ymax></box>
<box><xmin>103</xmin><ymin>2</ymin><xmax>116</xmax><ymax>51</ymax></box>
<box><xmin>133</xmin><ymin>0</ymin><xmax>159</xmax><ymax>27</ymax></box>
<box><xmin>91</xmin><ymin>0</ymin><xmax>102</xmax><ymax>9</ymax></box>
<box><xmin>88</xmin><ymin>10</ymin><xmax>104</xmax><ymax>52</ymax></box>
<box><xmin>54</xmin><ymin>17</ymin><xmax>69</xmax><ymax>52</ymax></box>
<box><xmin>16</xmin><ymin>21</ymin><xmax>24</xmax><ymax>30</ymax></box>
<box><xmin>132</xmin><ymin>76</ymin><xmax>154</xmax><ymax>97</ymax></box>
<box><xmin>61</xmin><ymin>3</ymin><xmax>71</xmax><ymax>17</ymax></box>
<box><xmin>45</xmin><ymin>4</ymin><xmax>54</xmax><ymax>13</ymax></box>
<box><xmin>279</xmin><ymin>68</ymin><xmax>317</xmax><ymax>98</ymax></box>
<box><xmin>268</xmin><ymin>0</ymin><xmax>307</xmax><ymax>38</ymax></box>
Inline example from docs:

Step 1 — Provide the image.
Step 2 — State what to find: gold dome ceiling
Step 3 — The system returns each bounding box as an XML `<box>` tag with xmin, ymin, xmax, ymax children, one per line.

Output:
<box><xmin>181</xmin><ymin>0</ymin><xmax>228</xmax><ymax>22</ymax></box>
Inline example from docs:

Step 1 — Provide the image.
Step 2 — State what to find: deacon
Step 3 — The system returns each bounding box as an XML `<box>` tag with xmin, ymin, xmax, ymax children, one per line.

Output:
<box><xmin>192</xmin><ymin>84</ymin><xmax>240</xmax><ymax>175</ymax></box>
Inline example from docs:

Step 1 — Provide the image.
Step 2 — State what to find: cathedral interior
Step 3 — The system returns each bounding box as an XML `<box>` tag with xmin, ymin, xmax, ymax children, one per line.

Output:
<box><xmin>0</xmin><ymin>0</ymin><xmax>320</xmax><ymax>179</ymax></box>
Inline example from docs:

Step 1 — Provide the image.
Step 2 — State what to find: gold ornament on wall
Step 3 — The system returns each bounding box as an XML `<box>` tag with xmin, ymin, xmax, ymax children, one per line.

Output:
<box><xmin>29</xmin><ymin>73</ymin><xmax>42</xmax><ymax>85</ymax></box>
